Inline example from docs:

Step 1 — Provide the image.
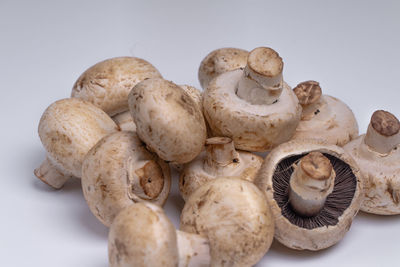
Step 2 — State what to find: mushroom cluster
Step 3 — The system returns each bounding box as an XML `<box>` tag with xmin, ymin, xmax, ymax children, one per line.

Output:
<box><xmin>34</xmin><ymin>46</ymin><xmax>398</xmax><ymax>266</ymax></box>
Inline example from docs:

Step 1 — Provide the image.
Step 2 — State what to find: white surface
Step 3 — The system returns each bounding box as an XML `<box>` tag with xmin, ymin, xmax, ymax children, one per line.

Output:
<box><xmin>1</xmin><ymin>0</ymin><xmax>399</xmax><ymax>266</ymax></box>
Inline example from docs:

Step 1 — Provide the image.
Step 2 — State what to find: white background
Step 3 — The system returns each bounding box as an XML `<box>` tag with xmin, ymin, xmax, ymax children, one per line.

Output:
<box><xmin>1</xmin><ymin>0</ymin><xmax>399</xmax><ymax>266</ymax></box>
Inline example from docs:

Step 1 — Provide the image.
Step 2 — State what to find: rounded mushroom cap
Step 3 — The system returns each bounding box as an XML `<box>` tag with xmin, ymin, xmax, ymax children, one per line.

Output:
<box><xmin>82</xmin><ymin>131</ymin><xmax>171</xmax><ymax>226</ymax></box>
<box><xmin>292</xmin><ymin>81</ymin><xmax>359</xmax><ymax>146</ymax></box>
<box><xmin>38</xmin><ymin>98</ymin><xmax>118</xmax><ymax>178</ymax></box>
<box><xmin>128</xmin><ymin>78</ymin><xmax>207</xmax><ymax>164</ymax></box>
<box><xmin>203</xmin><ymin>69</ymin><xmax>301</xmax><ymax>151</ymax></box>
<box><xmin>198</xmin><ymin>47</ymin><xmax>248</xmax><ymax>89</ymax></box>
<box><xmin>180</xmin><ymin>178</ymin><xmax>274</xmax><ymax>267</ymax></box>
<box><xmin>108</xmin><ymin>202</ymin><xmax>178</xmax><ymax>267</ymax></box>
<box><xmin>72</xmin><ymin>57</ymin><xmax>162</xmax><ymax>116</ymax></box>
<box><xmin>254</xmin><ymin>139</ymin><xmax>363</xmax><ymax>250</ymax></box>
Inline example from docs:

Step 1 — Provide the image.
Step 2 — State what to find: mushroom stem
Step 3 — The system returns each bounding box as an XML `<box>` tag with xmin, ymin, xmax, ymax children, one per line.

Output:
<box><xmin>34</xmin><ymin>157</ymin><xmax>70</xmax><ymax>189</ymax></box>
<box><xmin>236</xmin><ymin>47</ymin><xmax>284</xmax><ymax>105</ymax></box>
<box><xmin>293</xmin><ymin>81</ymin><xmax>323</xmax><ymax>120</ymax></box>
<box><xmin>176</xmin><ymin>230</ymin><xmax>211</xmax><ymax>267</ymax></box>
<box><xmin>364</xmin><ymin>110</ymin><xmax>400</xmax><ymax>154</ymax></box>
<box><xmin>204</xmin><ymin>137</ymin><xmax>239</xmax><ymax>173</ymax></box>
<box><xmin>289</xmin><ymin>152</ymin><xmax>335</xmax><ymax>217</ymax></box>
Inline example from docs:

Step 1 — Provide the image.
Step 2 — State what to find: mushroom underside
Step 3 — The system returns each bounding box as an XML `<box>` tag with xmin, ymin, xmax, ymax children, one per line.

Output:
<box><xmin>273</xmin><ymin>153</ymin><xmax>357</xmax><ymax>229</ymax></box>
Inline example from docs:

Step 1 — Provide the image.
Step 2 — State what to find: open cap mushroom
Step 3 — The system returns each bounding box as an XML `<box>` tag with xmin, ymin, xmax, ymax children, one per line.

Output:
<box><xmin>108</xmin><ymin>202</ymin><xmax>211</xmax><ymax>267</ymax></box>
<box><xmin>198</xmin><ymin>47</ymin><xmax>249</xmax><ymax>89</ymax></box>
<box><xmin>128</xmin><ymin>78</ymin><xmax>207</xmax><ymax>164</ymax></box>
<box><xmin>81</xmin><ymin>131</ymin><xmax>171</xmax><ymax>226</ymax></box>
<box><xmin>254</xmin><ymin>139</ymin><xmax>363</xmax><ymax>250</ymax></box>
<box><xmin>344</xmin><ymin>110</ymin><xmax>400</xmax><ymax>215</ymax></box>
<box><xmin>34</xmin><ymin>98</ymin><xmax>119</xmax><ymax>189</ymax></box>
<box><xmin>203</xmin><ymin>47</ymin><xmax>301</xmax><ymax>151</ymax></box>
<box><xmin>71</xmin><ymin>56</ymin><xmax>162</xmax><ymax>116</ymax></box>
<box><xmin>291</xmin><ymin>80</ymin><xmax>359</xmax><ymax>146</ymax></box>
<box><xmin>179</xmin><ymin>137</ymin><xmax>263</xmax><ymax>201</ymax></box>
<box><xmin>180</xmin><ymin>177</ymin><xmax>274</xmax><ymax>266</ymax></box>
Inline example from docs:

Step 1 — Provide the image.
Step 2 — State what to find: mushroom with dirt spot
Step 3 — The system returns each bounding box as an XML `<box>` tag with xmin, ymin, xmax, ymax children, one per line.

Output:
<box><xmin>128</xmin><ymin>78</ymin><xmax>207</xmax><ymax>164</ymax></box>
<box><xmin>344</xmin><ymin>110</ymin><xmax>400</xmax><ymax>215</ymax></box>
<box><xmin>108</xmin><ymin>202</ymin><xmax>211</xmax><ymax>267</ymax></box>
<box><xmin>254</xmin><ymin>139</ymin><xmax>363</xmax><ymax>250</ymax></box>
<box><xmin>203</xmin><ymin>47</ymin><xmax>301</xmax><ymax>152</ymax></box>
<box><xmin>82</xmin><ymin>131</ymin><xmax>171</xmax><ymax>227</ymax></box>
<box><xmin>179</xmin><ymin>137</ymin><xmax>263</xmax><ymax>201</ymax></box>
<box><xmin>34</xmin><ymin>98</ymin><xmax>119</xmax><ymax>189</ymax></box>
<box><xmin>291</xmin><ymin>80</ymin><xmax>359</xmax><ymax>146</ymax></box>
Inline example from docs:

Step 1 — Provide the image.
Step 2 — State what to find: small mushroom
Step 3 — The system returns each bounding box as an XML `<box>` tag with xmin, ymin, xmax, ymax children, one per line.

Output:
<box><xmin>82</xmin><ymin>131</ymin><xmax>171</xmax><ymax>226</ymax></box>
<box><xmin>291</xmin><ymin>80</ymin><xmax>359</xmax><ymax>146</ymax></box>
<box><xmin>34</xmin><ymin>98</ymin><xmax>119</xmax><ymax>189</ymax></box>
<box><xmin>254</xmin><ymin>139</ymin><xmax>363</xmax><ymax>250</ymax></box>
<box><xmin>198</xmin><ymin>47</ymin><xmax>249</xmax><ymax>89</ymax></box>
<box><xmin>180</xmin><ymin>178</ymin><xmax>274</xmax><ymax>267</ymax></box>
<box><xmin>179</xmin><ymin>137</ymin><xmax>263</xmax><ymax>201</ymax></box>
<box><xmin>108</xmin><ymin>202</ymin><xmax>211</xmax><ymax>267</ymax></box>
<box><xmin>344</xmin><ymin>110</ymin><xmax>400</xmax><ymax>215</ymax></box>
<box><xmin>128</xmin><ymin>78</ymin><xmax>207</xmax><ymax>164</ymax></box>
<box><xmin>71</xmin><ymin>56</ymin><xmax>162</xmax><ymax>116</ymax></box>
<box><xmin>203</xmin><ymin>47</ymin><xmax>301</xmax><ymax>152</ymax></box>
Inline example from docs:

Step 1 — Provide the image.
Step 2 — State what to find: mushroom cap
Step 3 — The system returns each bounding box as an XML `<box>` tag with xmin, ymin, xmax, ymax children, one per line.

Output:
<box><xmin>203</xmin><ymin>69</ymin><xmax>301</xmax><ymax>151</ymax></box>
<box><xmin>38</xmin><ymin>98</ymin><xmax>118</xmax><ymax>178</ymax></box>
<box><xmin>72</xmin><ymin>57</ymin><xmax>162</xmax><ymax>116</ymax></box>
<box><xmin>108</xmin><ymin>202</ymin><xmax>178</xmax><ymax>267</ymax></box>
<box><xmin>82</xmin><ymin>131</ymin><xmax>171</xmax><ymax>226</ymax></box>
<box><xmin>344</xmin><ymin>134</ymin><xmax>400</xmax><ymax>215</ymax></box>
<box><xmin>112</xmin><ymin>110</ymin><xmax>136</xmax><ymax>132</ymax></box>
<box><xmin>180</xmin><ymin>84</ymin><xmax>203</xmax><ymax>110</ymax></box>
<box><xmin>292</xmin><ymin>81</ymin><xmax>358</xmax><ymax>146</ymax></box>
<box><xmin>179</xmin><ymin>150</ymin><xmax>263</xmax><ymax>201</ymax></box>
<box><xmin>180</xmin><ymin>178</ymin><xmax>274</xmax><ymax>267</ymax></box>
<box><xmin>254</xmin><ymin>139</ymin><xmax>363</xmax><ymax>250</ymax></box>
<box><xmin>128</xmin><ymin>78</ymin><xmax>207</xmax><ymax>164</ymax></box>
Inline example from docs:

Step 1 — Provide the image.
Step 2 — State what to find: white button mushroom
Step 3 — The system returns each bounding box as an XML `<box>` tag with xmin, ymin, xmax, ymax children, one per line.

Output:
<box><xmin>344</xmin><ymin>110</ymin><xmax>400</xmax><ymax>215</ymax></box>
<box><xmin>254</xmin><ymin>139</ymin><xmax>363</xmax><ymax>250</ymax></box>
<box><xmin>180</xmin><ymin>178</ymin><xmax>274</xmax><ymax>267</ymax></box>
<box><xmin>128</xmin><ymin>78</ymin><xmax>207</xmax><ymax>164</ymax></box>
<box><xmin>34</xmin><ymin>98</ymin><xmax>119</xmax><ymax>189</ymax></box>
<box><xmin>108</xmin><ymin>202</ymin><xmax>211</xmax><ymax>267</ymax></box>
<box><xmin>179</xmin><ymin>137</ymin><xmax>263</xmax><ymax>201</ymax></box>
<box><xmin>81</xmin><ymin>131</ymin><xmax>171</xmax><ymax>226</ymax></box>
<box><xmin>71</xmin><ymin>56</ymin><xmax>162</xmax><ymax>116</ymax></box>
<box><xmin>198</xmin><ymin>47</ymin><xmax>249</xmax><ymax>89</ymax></box>
<box><xmin>291</xmin><ymin>80</ymin><xmax>359</xmax><ymax>146</ymax></box>
<box><xmin>203</xmin><ymin>47</ymin><xmax>301</xmax><ymax>151</ymax></box>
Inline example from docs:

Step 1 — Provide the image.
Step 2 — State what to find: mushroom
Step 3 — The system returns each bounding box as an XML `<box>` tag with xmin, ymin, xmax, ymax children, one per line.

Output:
<box><xmin>180</xmin><ymin>177</ymin><xmax>274</xmax><ymax>267</ymax></box>
<box><xmin>291</xmin><ymin>80</ymin><xmax>359</xmax><ymax>146</ymax></box>
<box><xmin>254</xmin><ymin>139</ymin><xmax>363</xmax><ymax>250</ymax></box>
<box><xmin>71</xmin><ymin>56</ymin><xmax>162</xmax><ymax>116</ymax></box>
<box><xmin>81</xmin><ymin>131</ymin><xmax>171</xmax><ymax>226</ymax></box>
<box><xmin>198</xmin><ymin>47</ymin><xmax>249</xmax><ymax>89</ymax></box>
<box><xmin>203</xmin><ymin>47</ymin><xmax>301</xmax><ymax>152</ymax></box>
<box><xmin>179</xmin><ymin>137</ymin><xmax>263</xmax><ymax>201</ymax></box>
<box><xmin>34</xmin><ymin>98</ymin><xmax>119</xmax><ymax>189</ymax></box>
<box><xmin>108</xmin><ymin>202</ymin><xmax>211</xmax><ymax>267</ymax></box>
<box><xmin>128</xmin><ymin>78</ymin><xmax>207</xmax><ymax>164</ymax></box>
<box><xmin>344</xmin><ymin>110</ymin><xmax>400</xmax><ymax>215</ymax></box>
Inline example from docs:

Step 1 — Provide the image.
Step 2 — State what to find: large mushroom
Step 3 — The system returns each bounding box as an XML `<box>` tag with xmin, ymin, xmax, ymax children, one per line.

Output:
<box><xmin>291</xmin><ymin>80</ymin><xmax>359</xmax><ymax>146</ymax></box>
<box><xmin>344</xmin><ymin>110</ymin><xmax>400</xmax><ymax>215</ymax></box>
<box><xmin>71</xmin><ymin>56</ymin><xmax>162</xmax><ymax>116</ymax></box>
<box><xmin>108</xmin><ymin>202</ymin><xmax>211</xmax><ymax>267</ymax></box>
<box><xmin>181</xmin><ymin>178</ymin><xmax>274</xmax><ymax>267</ymax></box>
<box><xmin>203</xmin><ymin>47</ymin><xmax>301</xmax><ymax>152</ymax></box>
<box><xmin>128</xmin><ymin>78</ymin><xmax>207</xmax><ymax>164</ymax></box>
<box><xmin>34</xmin><ymin>98</ymin><xmax>119</xmax><ymax>189</ymax></box>
<box><xmin>198</xmin><ymin>47</ymin><xmax>249</xmax><ymax>89</ymax></box>
<box><xmin>179</xmin><ymin>137</ymin><xmax>263</xmax><ymax>201</ymax></box>
<box><xmin>81</xmin><ymin>131</ymin><xmax>171</xmax><ymax>226</ymax></box>
<box><xmin>254</xmin><ymin>139</ymin><xmax>363</xmax><ymax>250</ymax></box>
